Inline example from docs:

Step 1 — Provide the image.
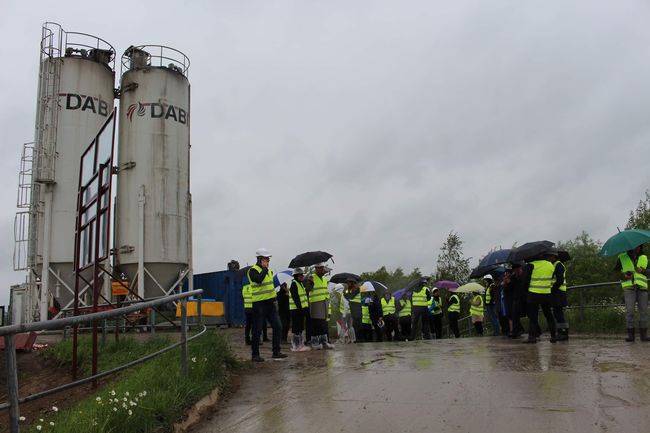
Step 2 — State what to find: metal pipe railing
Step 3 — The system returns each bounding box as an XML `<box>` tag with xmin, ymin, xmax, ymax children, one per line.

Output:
<box><xmin>1</xmin><ymin>289</ymin><xmax>203</xmax><ymax>433</ymax></box>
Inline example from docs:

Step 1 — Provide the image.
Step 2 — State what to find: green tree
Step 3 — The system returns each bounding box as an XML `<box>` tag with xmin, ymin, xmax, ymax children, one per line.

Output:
<box><xmin>626</xmin><ymin>189</ymin><xmax>650</xmax><ymax>230</ymax></box>
<box><xmin>557</xmin><ymin>231</ymin><xmax>619</xmax><ymax>304</ymax></box>
<box><xmin>434</xmin><ymin>231</ymin><xmax>471</xmax><ymax>284</ymax></box>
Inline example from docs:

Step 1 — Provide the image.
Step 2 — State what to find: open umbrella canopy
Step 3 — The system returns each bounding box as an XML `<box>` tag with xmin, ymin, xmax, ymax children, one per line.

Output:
<box><xmin>288</xmin><ymin>251</ymin><xmax>333</xmax><ymax>268</ymax></box>
<box><xmin>507</xmin><ymin>241</ymin><xmax>555</xmax><ymax>262</ymax></box>
<box><xmin>471</xmin><ymin>249</ymin><xmax>512</xmax><ymax>278</ymax></box>
<box><xmin>360</xmin><ymin>281</ymin><xmax>388</xmax><ymax>297</ymax></box>
<box><xmin>456</xmin><ymin>282</ymin><xmax>486</xmax><ymax>294</ymax></box>
<box><xmin>558</xmin><ymin>250</ymin><xmax>571</xmax><ymax>262</ymax></box>
<box><xmin>330</xmin><ymin>272</ymin><xmax>360</xmax><ymax>284</ymax></box>
<box><xmin>599</xmin><ymin>229</ymin><xmax>650</xmax><ymax>257</ymax></box>
<box><xmin>434</xmin><ymin>280</ymin><xmax>459</xmax><ymax>289</ymax></box>
<box><xmin>273</xmin><ymin>269</ymin><xmax>294</xmax><ymax>290</ymax></box>
<box><xmin>393</xmin><ymin>288</ymin><xmax>407</xmax><ymax>300</ymax></box>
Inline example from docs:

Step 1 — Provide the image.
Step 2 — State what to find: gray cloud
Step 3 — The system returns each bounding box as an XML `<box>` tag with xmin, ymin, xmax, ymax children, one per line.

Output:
<box><xmin>2</xmin><ymin>1</ymin><xmax>650</xmax><ymax>305</ymax></box>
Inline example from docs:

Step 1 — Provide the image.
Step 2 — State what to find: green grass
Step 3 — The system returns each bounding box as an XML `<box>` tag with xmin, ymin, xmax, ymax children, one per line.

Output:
<box><xmin>25</xmin><ymin>331</ymin><xmax>239</xmax><ymax>433</ymax></box>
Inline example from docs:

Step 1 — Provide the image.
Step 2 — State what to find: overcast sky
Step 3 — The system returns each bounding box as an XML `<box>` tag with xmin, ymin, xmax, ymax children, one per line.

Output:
<box><xmin>1</xmin><ymin>1</ymin><xmax>650</xmax><ymax>306</ymax></box>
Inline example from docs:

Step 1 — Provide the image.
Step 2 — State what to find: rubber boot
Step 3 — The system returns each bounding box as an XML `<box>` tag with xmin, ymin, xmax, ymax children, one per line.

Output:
<box><xmin>322</xmin><ymin>334</ymin><xmax>334</xmax><ymax>350</ymax></box>
<box><xmin>640</xmin><ymin>328</ymin><xmax>649</xmax><ymax>342</ymax></box>
<box><xmin>311</xmin><ymin>336</ymin><xmax>322</xmax><ymax>350</ymax></box>
<box><xmin>290</xmin><ymin>334</ymin><xmax>300</xmax><ymax>352</ymax></box>
<box><xmin>625</xmin><ymin>328</ymin><xmax>635</xmax><ymax>342</ymax></box>
<box><xmin>557</xmin><ymin>324</ymin><xmax>569</xmax><ymax>341</ymax></box>
<box><xmin>297</xmin><ymin>334</ymin><xmax>311</xmax><ymax>352</ymax></box>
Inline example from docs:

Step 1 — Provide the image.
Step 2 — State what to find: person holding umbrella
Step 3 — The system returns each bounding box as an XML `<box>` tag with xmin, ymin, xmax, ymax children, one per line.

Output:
<box><xmin>525</xmin><ymin>252</ymin><xmax>557</xmax><ymax>344</ymax></box>
<box><xmin>615</xmin><ymin>246</ymin><xmax>649</xmax><ymax>342</ymax></box>
<box><xmin>248</xmin><ymin>249</ymin><xmax>287</xmax><ymax>361</ymax></box>
<box><xmin>289</xmin><ymin>268</ymin><xmax>311</xmax><ymax>352</ymax></box>
<box><xmin>428</xmin><ymin>288</ymin><xmax>444</xmax><ymax>339</ymax></box>
<box><xmin>411</xmin><ymin>282</ymin><xmax>432</xmax><ymax>340</ymax></box>
<box><xmin>308</xmin><ymin>263</ymin><xmax>334</xmax><ymax>349</ymax></box>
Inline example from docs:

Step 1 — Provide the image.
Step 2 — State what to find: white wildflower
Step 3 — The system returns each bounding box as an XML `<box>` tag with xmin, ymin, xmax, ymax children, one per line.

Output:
<box><xmin>191</xmin><ymin>357</ymin><xmax>197</xmax><ymax>363</ymax></box>
<box><xmin>49</xmin><ymin>422</ymin><xmax>55</xmax><ymax>426</ymax></box>
<box><xmin>36</xmin><ymin>426</ymin><xmax>42</xmax><ymax>431</ymax></box>
<box><xmin>19</xmin><ymin>416</ymin><xmax>26</xmax><ymax>421</ymax></box>
<box><xmin>113</xmin><ymin>407</ymin><xmax>117</xmax><ymax>412</ymax></box>
<box><xmin>96</xmin><ymin>397</ymin><xmax>102</xmax><ymax>402</ymax></box>
<box><xmin>52</xmin><ymin>406</ymin><xmax>58</xmax><ymax>412</ymax></box>
<box><xmin>125</xmin><ymin>391</ymin><xmax>130</xmax><ymax>396</ymax></box>
<box><xmin>122</xmin><ymin>397</ymin><xmax>127</xmax><ymax>402</ymax></box>
<box><xmin>128</xmin><ymin>409</ymin><xmax>133</xmax><ymax>416</ymax></box>
<box><xmin>110</xmin><ymin>390</ymin><xmax>116</xmax><ymax>396</ymax></box>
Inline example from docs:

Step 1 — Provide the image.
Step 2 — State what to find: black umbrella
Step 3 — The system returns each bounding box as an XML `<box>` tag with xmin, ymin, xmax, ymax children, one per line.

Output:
<box><xmin>470</xmin><ymin>249</ymin><xmax>512</xmax><ymax>279</ymax></box>
<box><xmin>507</xmin><ymin>241</ymin><xmax>555</xmax><ymax>262</ymax></box>
<box><xmin>470</xmin><ymin>263</ymin><xmax>503</xmax><ymax>279</ymax></box>
<box><xmin>403</xmin><ymin>276</ymin><xmax>430</xmax><ymax>293</ymax></box>
<box><xmin>288</xmin><ymin>251</ymin><xmax>333</xmax><ymax>268</ymax></box>
<box><xmin>330</xmin><ymin>272</ymin><xmax>360</xmax><ymax>284</ymax></box>
<box><xmin>558</xmin><ymin>250</ymin><xmax>571</xmax><ymax>262</ymax></box>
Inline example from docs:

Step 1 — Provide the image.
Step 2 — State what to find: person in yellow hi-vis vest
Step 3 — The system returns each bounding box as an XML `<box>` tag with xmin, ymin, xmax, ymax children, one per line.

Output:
<box><xmin>470</xmin><ymin>291</ymin><xmax>484</xmax><ymax>336</ymax></box>
<box><xmin>525</xmin><ymin>253</ymin><xmax>557</xmax><ymax>344</ymax></box>
<box><xmin>247</xmin><ymin>248</ymin><xmax>287</xmax><ymax>362</ymax></box>
<box><xmin>616</xmin><ymin>246</ymin><xmax>648</xmax><ymax>342</ymax></box>
<box><xmin>289</xmin><ymin>268</ymin><xmax>310</xmax><ymax>351</ymax></box>
<box><xmin>308</xmin><ymin>263</ymin><xmax>334</xmax><ymax>349</ymax></box>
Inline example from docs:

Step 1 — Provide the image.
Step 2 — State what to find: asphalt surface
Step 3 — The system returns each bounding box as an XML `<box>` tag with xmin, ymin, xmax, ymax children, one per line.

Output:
<box><xmin>190</xmin><ymin>336</ymin><xmax>650</xmax><ymax>433</ymax></box>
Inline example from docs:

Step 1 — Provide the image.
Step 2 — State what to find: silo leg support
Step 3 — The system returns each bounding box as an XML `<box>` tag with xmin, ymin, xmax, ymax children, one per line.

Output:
<box><xmin>4</xmin><ymin>335</ymin><xmax>21</xmax><ymax>433</ymax></box>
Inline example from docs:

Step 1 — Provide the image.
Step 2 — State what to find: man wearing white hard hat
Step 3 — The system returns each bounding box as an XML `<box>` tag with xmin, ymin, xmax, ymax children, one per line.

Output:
<box><xmin>247</xmin><ymin>248</ymin><xmax>287</xmax><ymax>361</ymax></box>
<box><xmin>483</xmin><ymin>274</ymin><xmax>500</xmax><ymax>336</ymax></box>
<box><xmin>307</xmin><ymin>263</ymin><xmax>334</xmax><ymax>349</ymax></box>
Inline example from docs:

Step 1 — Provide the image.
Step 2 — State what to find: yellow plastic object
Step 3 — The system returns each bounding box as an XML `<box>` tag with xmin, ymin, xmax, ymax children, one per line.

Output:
<box><xmin>175</xmin><ymin>300</ymin><xmax>224</xmax><ymax>317</ymax></box>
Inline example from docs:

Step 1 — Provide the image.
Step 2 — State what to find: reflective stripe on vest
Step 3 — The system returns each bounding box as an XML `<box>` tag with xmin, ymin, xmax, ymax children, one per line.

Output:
<box><xmin>310</xmin><ymin>274</ymin><xmax>329</xmax><ymax>303</ymax></box>
<box><xmin>412</xmin><ymin>287</ymin><xmax>429</xmax><ymax>307</ymax></box>
<box><xmin>242</xmin><ymin>283</ymin><xmax>252</xmax><ymax>309</ymax></box>
<box><xmin>398</xmin><ymin>299</ymin><xmax>411</xmax><ymax>317</ymax></box>
<box><xmin>430</xmin><ymin>297</ymin><xmax>442</xmax><ymax>315</ymax></box>
<box><xmin>470</xmin><ymin>294</ymin><xmax>484</xmax><ymax>316</ymax></box>
<box><xmin>554</xmin><ymin>262</ymin><xmax>567</xmax><ymax>292</ymax></box>
<box><xmin>528</xmin><ymin>260</ymin><xmax>554</xmax><ymax>294</ymax></box>
<box><xmin>348</xmin><ymin>291</ymin><xmax>361</xmax><ymax>303</ymax></box>
<box><xmin>636</xmin><ymin>255</ymin><xmax>648</xmax><ymax>289</ymax></box>
<box><xmin>381</xmin><ymin>297</ymin><xmax>395</xmax><ymax>315</ymax></box>
<box><xmin>448</xmin><ymin>294</ymin><xmax>460</xmax><ymax>313</ymax></box>
<box><xmin>485</xmin><ymin>285</ymin><xmax>493</xmax><ymax>304</ymax></box>
<box><xmin>248</xmin><ymin>265</ymin><xmax>276</xmax><ymax>302</ymax></box>
<box><xmin>289</xmin><ymin>280</ymin><xmax>308</xmax><ymax>311</ymax></box>
<box><xmin>362</xmin><ymin>305</ymin><xmax>371</xmax><ymax>324</ymax></box>
<box><xmin>339</xmin><ymin>296</ymin><xmax>349</xmax><ymax>314</ymax></box>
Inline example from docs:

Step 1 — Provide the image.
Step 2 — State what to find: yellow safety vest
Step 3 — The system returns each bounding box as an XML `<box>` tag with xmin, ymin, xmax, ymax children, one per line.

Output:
<box><xmin>289</xmin><ymin>280</ymin><xmax>308</xmax><ymax>311</ymax></box>
<box><xmin>398</xmin><ymin>299</ymin><xmax>411</xmax><ymax>317</ymax></box>
<box><xmin>554</xmin><ymin>262</ymin><xmax>567</xmax><ymax>292</ymax></box>
<box><xmin>470</xmin><ymin>294</ymin><xmax>484</xmax><ymax>317</ymax></box>
<box><xmin>448</xmin><ymin>294</ymin><xmax>460</xmax><ymax>313</ymax></box>
<box><xmin>381</xmin><ymin>297</ymin><xmax>396</xmax><ymax>315</ymax></box>
<box><xmin>242</xmin><ymin>283</ymin><xmax>252</xmax><ymax>309</ymax></box>
<box><xmin>430</xmin><ymin>297</ymin><xmax>442</xmax><ymax>315</ymax></box>
<box><xmin>310</xmin><ymin>274</ymin><xmax>329</xmax><ymax>303</ymax></box>
<box><xmin>362</xmin><ymin>305</ymin><xmax>371</xmax><ymax>325</ymax></box>
<box><xmin>485</xmin><ymin>284</ymin><xmax>493</xmax><ymax>304</ymax></box>
<box><xmin>247</xmin><ymin>265</ymin><xmax>276</xmax><ymax>302</ymax></box>
<box><xmin>528</xmin><ymin>260</ymin><xmax>555</xmax><ymax>294</ymax></box>
<box><xmin>412</xmin><ymin>287</ymin><xmax>429</xmax><ymax>307</ymax></box>
<box><xmin>619</xmin><ymin>253</ymin><xmax>648</xmax><ymax>290</ymax></box>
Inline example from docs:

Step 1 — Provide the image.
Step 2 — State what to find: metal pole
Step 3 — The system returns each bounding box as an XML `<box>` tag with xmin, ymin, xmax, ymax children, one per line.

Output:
<box><xmin>4</xmin><ymin>335</ymin><xmax>20</xmax><ymax>433</ymax></box>
<box><xmin>137</xmin><ymin>186</ymin><xmax>145</xmax><ymax>299</ymax></box>
<box><xmin>40</xmin><ymin>189</ymin><xmax>53</xmax><ymax>322</ymax></box>
<box><xmin>151</xmin><ymin>310</ymin><xmax>156</xmax><ymax>335</ymax></box>
<box><xmin>180</xmin><ymin>298</ymin><xmax>188</xmax><ymax>376</ymax></box>
<box><xmin>102</xmin><ymin>319</ymin><xmax>107</xmax><ymax>346</ymax></box>
<box><xmin>197</xmin><ymin>294</ymin><xmax>202</xmax><ymax>325</ymax></box>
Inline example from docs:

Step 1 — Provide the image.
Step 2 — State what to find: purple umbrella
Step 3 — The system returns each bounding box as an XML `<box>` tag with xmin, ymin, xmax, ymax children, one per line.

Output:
<box><xmin>393</xmin><ymin>288</ymin><xmax>407</xmax><ymax>300</ymax></box>
<box><xmin>434</xmin><ymin>280</ymin><xmax>459</xmax><ymax>290</ymax></box>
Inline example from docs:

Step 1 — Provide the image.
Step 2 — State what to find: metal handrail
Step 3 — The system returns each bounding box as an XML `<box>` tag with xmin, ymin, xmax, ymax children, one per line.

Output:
<box><xmin>1</xmin><ymin>289</ymin><xmax>203</xmax><ymax>433</ymax></box>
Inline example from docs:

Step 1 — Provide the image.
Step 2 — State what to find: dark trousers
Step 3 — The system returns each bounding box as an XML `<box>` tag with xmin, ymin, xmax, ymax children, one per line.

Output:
<box><xmin>245</xmin><ymin>310</ymin><xmax>267</xmax><ymax>342</ymax></box>
<box><xmin>448</xmin><ymin>312</ymin><xmax>460</xmax><ymax>338</ymax></box>
<box><xmin>399</xmin><ymin>316</ymin><xmax>412</xmax><ymax>339</ymax></box>
<box><xmin>279</xmin><ymin>310</ymin><xmax>290</xmax><ymax>342</ymax></box>
<box><xmin>552</xmin><ymin>307</ymin><xmax>566</xmax><ymax>324</ymax></box>
<box><xmin>352</xmin><ymin>316</ymin><xmax>363</xmax><ymax>342</ymax></box>
<box><xmin>383</xmin><ymin>315</ymin><xmax>399</xmax><ymax>341</ymax></box>
<box><xmin>373</xmin><ymin>320</ymin><xmax>383</xmax><ymax>342</ymax></box>
<box><xmin>304</xmin><ymin>309</ymin><xmax>312</xmax><ymax>341</ymax></box>
<box><xmin>486</xmin><ymin>305</ymin><xmax>500</xmax><ymax>336</ymax></box>
<box><xmin>526</xmin><ymin>293</ymin><xmax>556</xmax><ymax>339</ymax></box>
<box><xmin>311</xmin><ymin>318</ymin><xmax>328</xmax><ymax>336</ymax></box>
<box><xmin>473</xmin><ymin>321</ymin><xmax>484</xmax><ymax>336</ymax></box>
<box><xmin>290</xmin><ymin>309</ymin><xmax>305</xmax><ymax>334</ymax></box>
<box><xmin>252</xmin><ymin>301</ymin><xmax>282</xmax><ymax>358</ymax></box>
<box><xmin>411</xmin><ymin>306</ymin><xmax>431</xmax><ymax>340</ymax></box>
<box><xmin>429</xmin><ymin>314</ymin><xmax>443</xmax><ymax>339</ymax></box>
<box><xmin>362</xmin><ymin>324</ymin><xmax>373</xmax><ymax>342</ymax></box>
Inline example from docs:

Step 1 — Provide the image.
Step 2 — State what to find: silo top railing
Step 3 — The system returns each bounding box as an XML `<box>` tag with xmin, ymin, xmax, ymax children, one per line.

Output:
<box><xmin>121</xmin><ymin>45</ymin><xmax>190</xmax><ymax>76</ymax></box>
<box><xmin>41</xmin><ymin>22</ymin><xmax>116</xmax><ymax>69</ymax></box>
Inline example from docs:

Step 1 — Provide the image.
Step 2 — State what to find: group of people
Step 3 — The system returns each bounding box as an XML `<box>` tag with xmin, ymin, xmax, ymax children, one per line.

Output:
<box><xmin>241</xmin><ymin>245</ymin><xmax>649</xmax><ymax>361</ymax></box>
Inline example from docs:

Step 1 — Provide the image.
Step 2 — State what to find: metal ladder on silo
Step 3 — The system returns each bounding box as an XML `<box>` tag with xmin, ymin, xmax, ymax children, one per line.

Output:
<box><xmin>13</xmin><ymin>143</ymin><xmax>38</xmax><ymax>272</ymax></box>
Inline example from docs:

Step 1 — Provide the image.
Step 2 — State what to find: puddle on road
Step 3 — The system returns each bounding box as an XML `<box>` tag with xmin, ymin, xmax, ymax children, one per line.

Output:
<box><xmin>594</xmin><ymin>361</ymin><xmax>637</xmax><ymax>373</ymax></box>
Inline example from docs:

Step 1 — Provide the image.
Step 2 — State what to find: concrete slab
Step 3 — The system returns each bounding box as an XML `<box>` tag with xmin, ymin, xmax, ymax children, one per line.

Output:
<box><xmin>190</xmin><ymin>337</ymin><xmax>650</xmax><ymax>433</ymax></box>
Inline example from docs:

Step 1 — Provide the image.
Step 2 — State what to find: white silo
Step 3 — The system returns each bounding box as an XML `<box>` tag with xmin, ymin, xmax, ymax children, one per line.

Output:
<box><xmin>16</xmin><ymin>23</ymin><xmax>116</xmax><ymax>321</ymax></box>
<box><xmin>114</xmin><ymin>46</ymin><xmax>192</xmax><ymax>299</ymax></box>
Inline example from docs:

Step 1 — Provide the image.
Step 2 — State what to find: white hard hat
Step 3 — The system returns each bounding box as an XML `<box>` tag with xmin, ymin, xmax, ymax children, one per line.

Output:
<box><xmin>255</xmin><ymin>248</ymin><xmax>272</xmax><ymax>258</ymax></box>
<box><xmin>293</xmin><ymin>267</ymin><xmax>304</xmax><ymax>275</ymax></box>
<box><xmin>315</xmin><ymin>262</ymin><xmax>326</xmax><ymax>267</ymax></box>
<box><xmin>483</xmin><ymin>274</ymin><xmax>493</xmax><ymax>280</ymax></box>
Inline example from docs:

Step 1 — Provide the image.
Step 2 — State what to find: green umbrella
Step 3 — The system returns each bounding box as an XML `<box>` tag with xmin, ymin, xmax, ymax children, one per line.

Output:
<box><xmin>599</xmin><ymin>229</ymin><xmax>650</xmax><ymax>257</ymax></box>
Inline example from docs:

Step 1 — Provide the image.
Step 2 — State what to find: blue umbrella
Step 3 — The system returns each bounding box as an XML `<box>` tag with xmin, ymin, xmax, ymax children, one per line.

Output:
<box><xmin>470</xmin><ymin>249</ymin><xmax>511</xmax><ymax>278</ymax></box>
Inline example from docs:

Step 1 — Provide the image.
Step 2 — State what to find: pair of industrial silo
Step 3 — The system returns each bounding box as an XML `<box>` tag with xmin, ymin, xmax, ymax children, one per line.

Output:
<box><xmin>11</xmin><ymin>22</ymin><xmax>192</xmax><ymax>323</ymax></box>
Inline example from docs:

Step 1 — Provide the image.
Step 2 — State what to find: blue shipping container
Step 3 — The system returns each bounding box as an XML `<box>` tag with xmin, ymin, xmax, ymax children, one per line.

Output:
<box><xmin>192</xmin><ymin>270</ymin><xmax>245</xmax><ymax>326</ymax></box>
